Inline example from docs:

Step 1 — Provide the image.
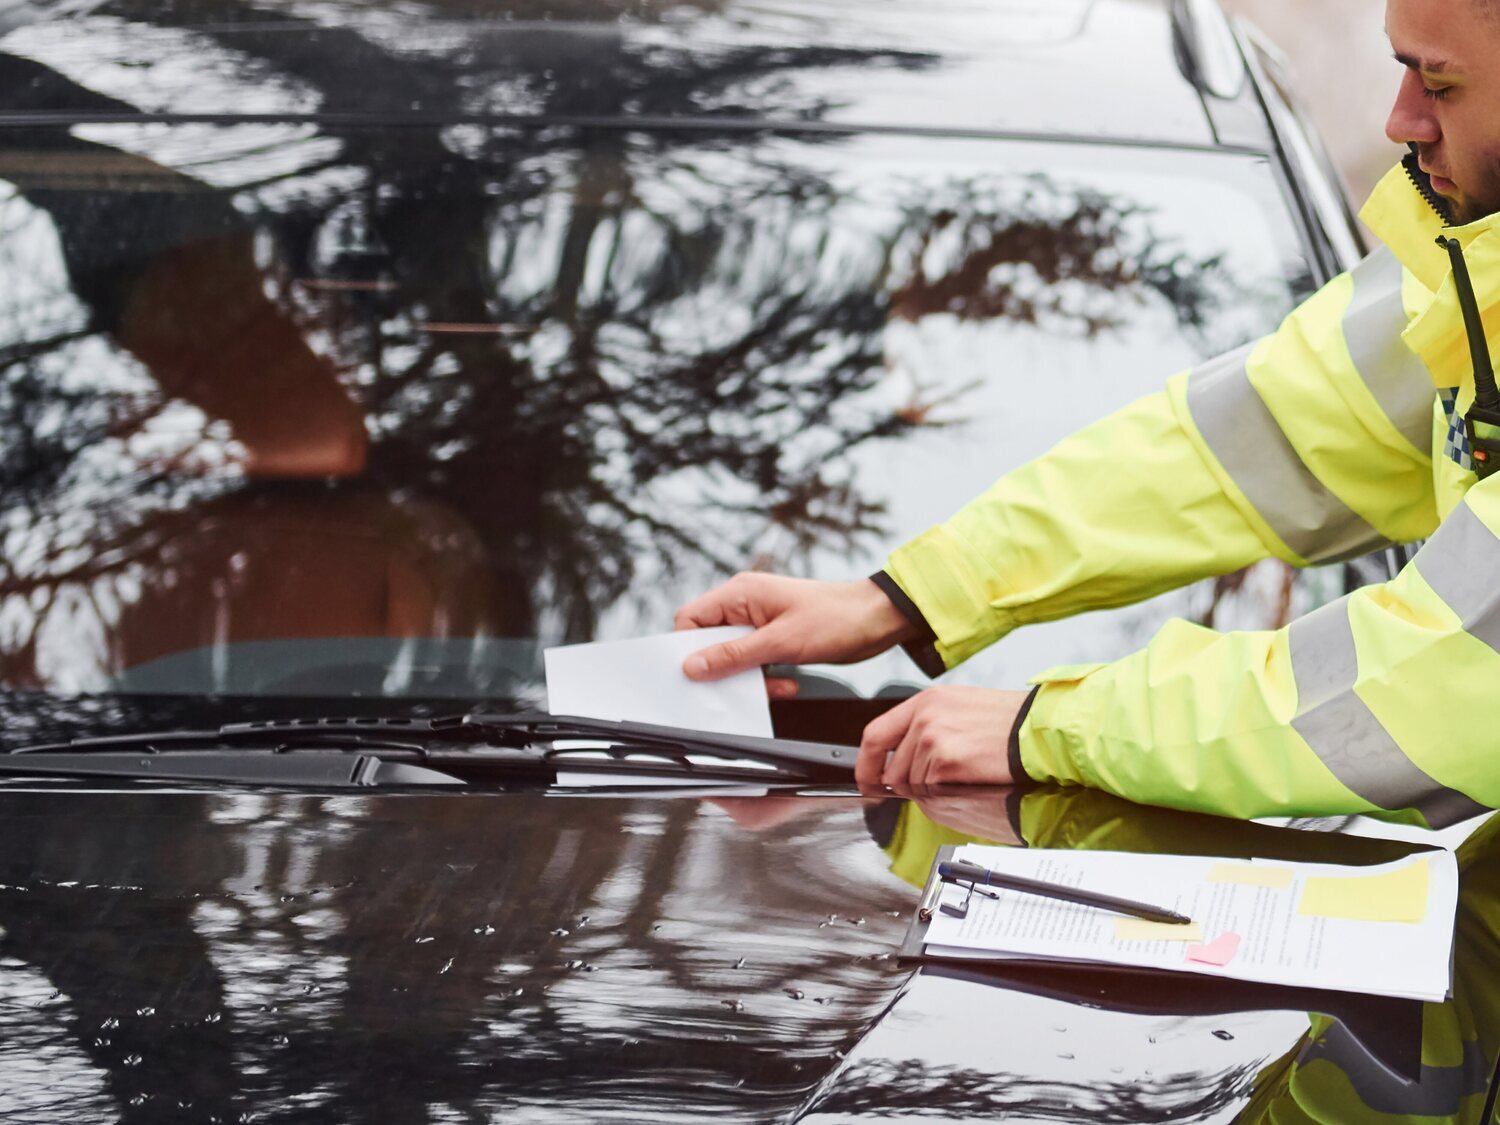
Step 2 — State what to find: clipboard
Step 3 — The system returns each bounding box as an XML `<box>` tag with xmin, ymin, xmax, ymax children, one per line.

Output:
<box><xmin>899</xmin><ymin>845</ymin><xmax>1424</xmax><ymax>1083</ymax></box>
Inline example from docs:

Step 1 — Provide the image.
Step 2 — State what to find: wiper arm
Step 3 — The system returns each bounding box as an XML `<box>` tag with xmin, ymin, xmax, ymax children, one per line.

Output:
<box><xmin>7</xmin><ymin>712</ymin><xmax>857</xmax><ymax>787</ymax></box>
<box><xmin>230</xmin><ymin>712</ymin><xmax>857</xmax><ymax>773</ymax></box>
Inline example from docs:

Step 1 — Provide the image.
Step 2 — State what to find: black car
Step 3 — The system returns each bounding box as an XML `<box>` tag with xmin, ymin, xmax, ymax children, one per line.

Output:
<box><xmin>0</xmin><ymin>0</ymin><xmax>1482</xmax><ymax>1121</ymax></box>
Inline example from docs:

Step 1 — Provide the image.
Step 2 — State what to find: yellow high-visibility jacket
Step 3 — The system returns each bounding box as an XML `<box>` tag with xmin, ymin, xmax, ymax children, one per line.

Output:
<box><xmin>885</xmin><ymin>164</ymin><xmax>1500</xmax><ymax>827</ymax></box>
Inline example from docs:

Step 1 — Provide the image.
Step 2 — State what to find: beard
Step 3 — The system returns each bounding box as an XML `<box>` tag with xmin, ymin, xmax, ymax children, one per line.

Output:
<box><xmin>1418</xmin><ymin>145</ymin><xmax>1500</xmax><ymax>224</ymax></box>
<box><xmin>1450</xmin><ymin>194</ymin><xmax>1498</xmax><ymax>225</ymax></box>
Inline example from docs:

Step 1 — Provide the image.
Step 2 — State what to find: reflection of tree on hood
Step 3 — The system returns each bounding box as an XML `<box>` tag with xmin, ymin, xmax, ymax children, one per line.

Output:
<box><xmin>0</xmin><ymin>0</ymin><xmax>1256</xmax><ymax>686</ymax></box>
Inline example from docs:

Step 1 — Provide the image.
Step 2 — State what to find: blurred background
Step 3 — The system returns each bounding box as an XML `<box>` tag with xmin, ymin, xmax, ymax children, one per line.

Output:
<box><xmin>1225</xmin><ymin>0</ymin><xmax>1398</xmax><ymax>204</ymax></box>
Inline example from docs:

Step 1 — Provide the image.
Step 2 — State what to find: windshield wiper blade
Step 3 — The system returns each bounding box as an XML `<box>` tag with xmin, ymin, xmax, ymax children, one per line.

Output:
<box><xmin>0</xmin><ymin>750</ymin><xmax>467</xmax><ymax>788</ymax></box>
<box><xmin>11</xmin><ymin>712</ymin><xmax>857</xmax><ymax>784</ymax></box>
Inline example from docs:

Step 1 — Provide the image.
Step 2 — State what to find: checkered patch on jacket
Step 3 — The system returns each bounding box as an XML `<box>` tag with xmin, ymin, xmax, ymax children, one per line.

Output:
<box><xmin>1441</xmin><ymin>387</ymin><xmax>1475</xmax><ymax>472</ymax></box>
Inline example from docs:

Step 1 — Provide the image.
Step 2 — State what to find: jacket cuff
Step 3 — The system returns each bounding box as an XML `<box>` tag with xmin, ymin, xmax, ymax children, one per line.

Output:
<box><xmin>869</xmin><ymin>571</ymin><xmax>947</xmax><ymax>679</ymax></box>
<box><xmin>862</xmin><ymin>798</ymin><xmax>904</xmax><ymax>848</ymax></box>
<box><xmin>1007</xmin><ymin>686</ymin><xmax>1040</xmax><ymax>784</ymax></box>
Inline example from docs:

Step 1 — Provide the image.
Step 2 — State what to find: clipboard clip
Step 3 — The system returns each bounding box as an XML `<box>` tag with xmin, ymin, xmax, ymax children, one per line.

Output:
<box><xmin>918</xmin><ymin>871</ymin><xmax>1001</xmax><ymax>921</ymax></box>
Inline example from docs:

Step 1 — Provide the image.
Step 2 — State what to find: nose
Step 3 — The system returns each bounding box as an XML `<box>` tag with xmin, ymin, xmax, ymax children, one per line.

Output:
<box><xmin>1386</xmin><ymin>68</ymin><xmax>1441</xmax><ymax>146</ymax></box>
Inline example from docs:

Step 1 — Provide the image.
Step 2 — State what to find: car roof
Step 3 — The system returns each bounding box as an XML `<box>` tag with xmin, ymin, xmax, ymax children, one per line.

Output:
<box><xmin>0</xmin><ymin>0</ymin><xmax>1269</xmax><ymax>153</ymax></box>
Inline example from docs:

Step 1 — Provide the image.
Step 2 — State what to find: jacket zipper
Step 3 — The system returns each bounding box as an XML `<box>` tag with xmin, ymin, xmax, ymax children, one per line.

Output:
<box><xmin>1403</xmin><ymin>144</ymin><xmax>1454</xmax><ymax>225</ymax></box>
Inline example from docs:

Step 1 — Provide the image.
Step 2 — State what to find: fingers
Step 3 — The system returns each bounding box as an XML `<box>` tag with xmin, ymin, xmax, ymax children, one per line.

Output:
<box><xmin>683</xmin><ymin>622</ymin><xmax>792</xmax><ymax>682</ymax></box>
<box><xmin>856</xmin><ymin>687</ymin><xmax>1019</xmax><ymax>788</ymax></box>
<box><xmin>856</xmin><ymin>696</ymin><xmax>917</xmax><ymax>786</ymax></box>
<box><xmin>908</xmin><ymin>738</ymin><xmax>934</xmax><ymax>788</ymax></box>
<box><xmin>673</xmin><ymin>592</ymin><xmax>730</xmax><ymax>632</ymax></box>
<box><xmin>676</xmin><ymin>575</ymin><xmax>782</xmax><ymax>681</ymax></box>
<box><xmin>673</xmin><ymin>573</ymin><xmax>767</xmax><ymax>632</ymax></box>
<box><xmin>765</xmin><ymin>676</ymin><xmax>799</xmax><ymax>701</ymax></box>
<box><xmin>884</xmin><ymin>724</ymin><xmax>925</xmax><ymax>787</ymax></box>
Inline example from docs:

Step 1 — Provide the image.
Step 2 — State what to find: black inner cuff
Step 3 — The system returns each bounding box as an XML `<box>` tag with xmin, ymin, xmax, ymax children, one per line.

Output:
<box><xmin>1007</xmin><ymin>686</ymin><xmax>1040</xmax><ymax>784</ymax></box>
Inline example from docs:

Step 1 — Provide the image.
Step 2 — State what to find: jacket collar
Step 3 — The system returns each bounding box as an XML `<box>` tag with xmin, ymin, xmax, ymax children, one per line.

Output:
<box><xmin>1358</xmin><ymin>162</ymin><xmax>1500</xmax><ymax>288</ymax></box>
<box><xmin>1360</xmin><ymin>162</ymin><xmax>1500</xmax><ymax>388</ymax></box>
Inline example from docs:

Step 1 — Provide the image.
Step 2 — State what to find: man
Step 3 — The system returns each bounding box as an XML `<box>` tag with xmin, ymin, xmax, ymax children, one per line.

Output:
<box><xmin>675</xmin><ymin>0</ymin><xmax>1500</xmax><ymax>828</ymax></box>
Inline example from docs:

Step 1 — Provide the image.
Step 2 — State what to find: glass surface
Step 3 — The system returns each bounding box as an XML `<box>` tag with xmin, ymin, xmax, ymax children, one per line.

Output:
<box><xmin>0</xmin><ymin>0</ymin><xmax>1223</xmax><ymax>147</ymax></box>
<box><xmin>0</xmin><ymin>118</ymin><xmax>1328</xmax><ymax>707</ymax></box>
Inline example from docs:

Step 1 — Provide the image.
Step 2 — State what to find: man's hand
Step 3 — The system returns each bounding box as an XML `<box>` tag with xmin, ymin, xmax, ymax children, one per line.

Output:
<box><xmin>856</xmin><ymin>686</ymin><xmax>1028</xmax><ymax>787</ymax></box>
<box><xmin>675</xmin><ymin>574</ymin><xmax>917</xmax><ymax>684</ymax></box>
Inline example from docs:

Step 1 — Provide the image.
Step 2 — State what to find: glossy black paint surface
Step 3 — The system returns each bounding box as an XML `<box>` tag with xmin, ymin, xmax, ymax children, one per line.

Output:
<box><xmin>0</xmin><ymin>782</ymin><xmax>1486</xmax><ymax>1122</ymax></box>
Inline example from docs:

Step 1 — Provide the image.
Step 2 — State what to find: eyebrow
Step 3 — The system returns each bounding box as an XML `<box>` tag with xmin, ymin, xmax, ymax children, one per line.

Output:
<box><xmin>1394</xmin><ymin>50</ymin><xmax>1459</xmax><ymax>74</ymax></box>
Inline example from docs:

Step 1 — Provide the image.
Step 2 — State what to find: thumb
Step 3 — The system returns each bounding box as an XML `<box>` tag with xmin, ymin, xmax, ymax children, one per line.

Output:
<box><xmin>683</xmin><ymin>625</ymin><xmax>790</xmax><ymax>682</ymax></box>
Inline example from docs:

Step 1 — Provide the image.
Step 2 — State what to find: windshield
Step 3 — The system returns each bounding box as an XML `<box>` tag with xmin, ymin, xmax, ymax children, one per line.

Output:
<box><xmin>0</xmin><ymin>119</ymin><xmax>1327</xmax><ymax>720</ymax></box>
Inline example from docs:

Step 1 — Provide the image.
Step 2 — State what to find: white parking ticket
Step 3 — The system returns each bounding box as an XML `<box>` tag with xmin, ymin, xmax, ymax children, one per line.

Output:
<box><xmin>544</xmin><ymin>627</ymin><xmax>774</xmax><ymax>738</ymax></box>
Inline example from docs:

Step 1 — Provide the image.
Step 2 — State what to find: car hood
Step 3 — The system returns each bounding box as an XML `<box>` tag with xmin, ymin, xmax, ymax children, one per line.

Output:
<box><xmin>0</xmin><ymin>788</ymin><xmax>917</xmax><ymax>1121</ymax></box>
<box><xmin>0</xmin><ymin>784</ymin><xmax>1453</xmax><ymax>1122</ymax></box>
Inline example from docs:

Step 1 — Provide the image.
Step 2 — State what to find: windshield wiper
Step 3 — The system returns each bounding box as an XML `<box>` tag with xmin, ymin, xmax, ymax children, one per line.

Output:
<box><xmin>4</xmin><ymin>712</ymin><xmax>857</xmax><ymax>788</ymax></box>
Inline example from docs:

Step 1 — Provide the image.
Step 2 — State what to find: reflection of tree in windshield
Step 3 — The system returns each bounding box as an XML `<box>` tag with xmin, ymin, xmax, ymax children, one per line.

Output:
<box><xmin>889</xmin><ymin>177</ymin><xmax>1256</xmax><ymax>347</ymax></box>
<box><xmin>0</xmin><ymin>3</ymin><xmax>1266</xmax><ymax>688</ymax></box>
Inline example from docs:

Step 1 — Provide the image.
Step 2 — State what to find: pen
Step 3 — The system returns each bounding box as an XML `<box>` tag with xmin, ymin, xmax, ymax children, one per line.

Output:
<box><xmin>937</xmin><ymin>859</ymin><xmax>1193</xmax><ymax>926</ymax></box>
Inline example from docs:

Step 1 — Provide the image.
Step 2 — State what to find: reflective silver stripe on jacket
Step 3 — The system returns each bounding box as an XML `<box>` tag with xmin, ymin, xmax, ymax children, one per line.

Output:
<box><xmin>1412</xmin><ymin>500</ymin><xmax>1500</xmax><ymax>656</ymax></box>
<box><xmin>1342</xmin><ymin>247</ymin><xmax>1437</xmax><ymax>453</ymax></box>
<box><xmin>1297</xmin><ymin>1020</ymin><xmax>1490</xmax><ymax>1116</ymax></box>
<box><xmin>1186</xmin><ymin>346</ymin><xmax>1391</xmax><ymax>564</ymax></box>
<box><xmin>1288</xmin><ymin>598</ymin><xmax>1488</xmax><ymax>827</ymax></box>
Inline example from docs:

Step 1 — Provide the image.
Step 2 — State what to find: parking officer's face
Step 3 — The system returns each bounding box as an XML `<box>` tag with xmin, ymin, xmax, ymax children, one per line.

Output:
<box><xmin>1385</xmin><ymin>0</ymin><xmax>1500</xmax><ymax>223</ymax></box>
